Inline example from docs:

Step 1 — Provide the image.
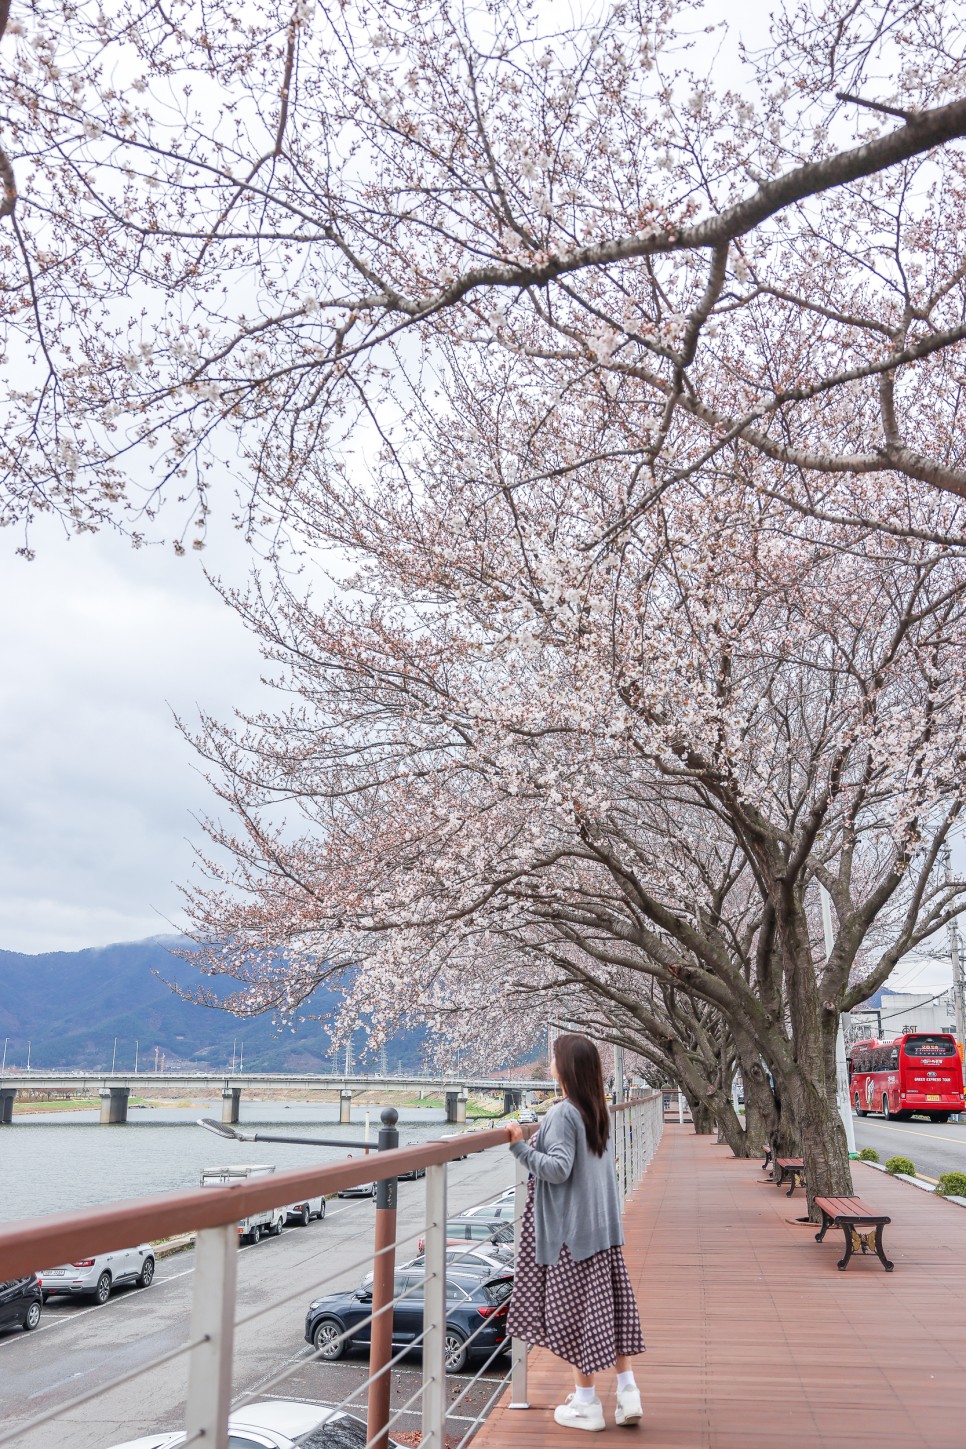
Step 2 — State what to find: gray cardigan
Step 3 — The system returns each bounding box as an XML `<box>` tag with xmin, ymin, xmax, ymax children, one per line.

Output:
<box><xmin>509</xmin><ymin>1099</ymin><xmax>624</xmax><ymax>1265</ymax></box>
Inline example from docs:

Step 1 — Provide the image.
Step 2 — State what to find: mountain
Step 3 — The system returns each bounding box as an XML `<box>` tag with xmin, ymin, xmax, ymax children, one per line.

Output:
<box><xmin>0</xmin><ymin>937</ymin><xmax>428</xmax><ymax>1073</ymax></box>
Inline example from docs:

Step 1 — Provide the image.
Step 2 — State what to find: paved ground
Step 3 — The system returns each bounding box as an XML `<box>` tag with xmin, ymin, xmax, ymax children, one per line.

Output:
<box><xmin>852</xmin><ymin>1112</ymin><xmax>966</xmax><ymax>1179</ymax></box>
<box><xmin>0</xmin><ymin>1146</ymin><xmax>514</xmax><ymax>1448</ymax></box>
<box><xmin>474</xmin><ymin>1125</ymin><xmax>966</xmax><ymax>1449</ymax></box>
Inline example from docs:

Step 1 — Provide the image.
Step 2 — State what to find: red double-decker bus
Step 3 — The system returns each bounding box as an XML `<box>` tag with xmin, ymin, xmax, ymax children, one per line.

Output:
<box><xmin>848</xmin><ymin>1033</ymin><xmax>964</xmax><ymax>1123</ymax></box>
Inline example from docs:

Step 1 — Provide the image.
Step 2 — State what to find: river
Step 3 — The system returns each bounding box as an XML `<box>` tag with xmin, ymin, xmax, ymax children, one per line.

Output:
<box><xmin>0</xmin><ymin>1100</ymin><xmax>450</xmax><ymax>1225</ymax></box>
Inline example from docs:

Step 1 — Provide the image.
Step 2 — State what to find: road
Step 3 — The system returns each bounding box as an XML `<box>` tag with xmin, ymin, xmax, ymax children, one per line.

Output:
<box><xmin>852</xmin><ymin>1112</ymin><xmax>966</xmax><ymax>1181</ymax></box>
<box><xmin>1</xmin><ymin>1148</ymin><xmax>514</xmax><ymax>1449</ymax></box>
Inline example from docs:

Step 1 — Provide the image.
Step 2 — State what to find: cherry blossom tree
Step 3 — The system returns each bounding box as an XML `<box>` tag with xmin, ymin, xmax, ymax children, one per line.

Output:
<box><xmin>179</xmin><ymin>411</ymin><xmax>966</xmax><ymax>1200</ymax></box>
<box><xmin>3</xmin><ymin>0</ymin><xmax>966</xmax><ymax>548</ymax></box>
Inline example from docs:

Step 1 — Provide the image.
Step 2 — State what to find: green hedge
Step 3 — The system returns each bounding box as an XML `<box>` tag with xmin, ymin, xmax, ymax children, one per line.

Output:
<box><xmin>885</xmin><ymin>1155</ymin><xmax>916</xmax><ymax>1177</ymax></box>
<box><xmin>936</xmin><ymin>1171</ymin><xmax>966</xmax><ymax>1198</ymax></box>
<box><xmin>857</xmin><ymin>1147</ymin><xmax>879</xmax><ymax>1163</ymax></box>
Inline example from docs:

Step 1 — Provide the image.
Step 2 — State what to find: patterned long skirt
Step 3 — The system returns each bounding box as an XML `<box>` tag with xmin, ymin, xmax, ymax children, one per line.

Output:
<box><xmin>506</xmin><ymin>1179</ymin><xmax>645</xmax><ymax>1376</ymax></box>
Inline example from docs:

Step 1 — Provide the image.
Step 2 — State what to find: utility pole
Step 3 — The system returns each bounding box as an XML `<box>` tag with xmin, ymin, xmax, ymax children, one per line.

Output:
<box><xmin>111</xmin><ymin>1038</ymin><xmax>117</xmax><ymax>1074</ymax></box>
<box><xmin>25</xmin><ymin>1042</ymin><xmax>30</xmax><ymax>1072</ymax></box>
<box><xmin>819</xmin><ymin>883</ymin><xmax>856</xmax><ymax>1155</ymax></box>
<box><xmin>134</xmin><ymin>1040</ymin><xmax>139</xmax><ymax>1073</ymax></box>
<box><xmin>942</xmin><ymin>845</ymin><xmax>966</xmax><ymax>1049</ymax></box>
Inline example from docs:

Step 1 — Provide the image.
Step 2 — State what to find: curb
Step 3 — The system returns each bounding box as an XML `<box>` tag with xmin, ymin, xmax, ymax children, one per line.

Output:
<box><xmin>152</xmin><ymin>1234</ymin><xmax>196</xmax><ymax>1257</ymax></box>
<box><xmin>857</xmin><ymin>1160</ymin><xmax>966</xmax><ymax>1204</ymax></box>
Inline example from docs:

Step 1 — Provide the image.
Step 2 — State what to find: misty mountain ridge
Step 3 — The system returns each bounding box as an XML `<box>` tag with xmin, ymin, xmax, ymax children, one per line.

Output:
<box><xmin>0</xmin><ymin>936</ymin><xmax>427</xmax><ymax>1073</ymax></box>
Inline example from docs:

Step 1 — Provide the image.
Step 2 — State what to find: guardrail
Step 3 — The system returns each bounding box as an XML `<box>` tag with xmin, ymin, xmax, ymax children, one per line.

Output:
<box><xmin>0</xmin><ymin>1091</ymin><xmax>663</xmax><ymax>1449</ymax></box>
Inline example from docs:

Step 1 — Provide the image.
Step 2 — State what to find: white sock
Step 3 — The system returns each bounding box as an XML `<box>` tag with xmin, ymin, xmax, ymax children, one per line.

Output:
<box><xmin>617</xmin><ymin>1371</ymin><xmax>637</xmax><ymax>1393</ymax></box>
<box><xmin>573</xmin><ymin>1386</ymin><xmax>597</xmax><ymax>1405</ymax></box>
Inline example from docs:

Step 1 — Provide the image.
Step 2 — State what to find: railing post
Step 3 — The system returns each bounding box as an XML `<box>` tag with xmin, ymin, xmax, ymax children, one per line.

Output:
<box><xmin>185</xmin><ymin>1223</ymin><xmax>237</xmax><ymax>1449</ymax></box>
<box><xmin>508</xmin><ymin>1151</ymin><xmax>530</xmax><ymax>1409</ymax></box>
<box><xmin>421</xmin><ymin>1163</ymin><xmax>447</xmax><ymax>1449</ymax></box>
<box><xmin>632</xmin><ymin>1103</ymin><xmax>642</xmax><ymax>1187</ymax></box>
<box><xmin>367</xmin><ymin>1106</ymin><xmax>399</xmax><ymax>1449</ymax></box>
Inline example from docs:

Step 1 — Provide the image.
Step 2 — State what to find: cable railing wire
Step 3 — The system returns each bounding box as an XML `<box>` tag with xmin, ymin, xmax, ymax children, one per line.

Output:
<box><xmin>6</xmin><ymin>1093</ymin><xmax>662</xmax><ymax>1449</ymax></box>
<box><xmin>0</xmin><ymin>1332</ymin><xmax>209</xmax><ymax>1449</ymax></box>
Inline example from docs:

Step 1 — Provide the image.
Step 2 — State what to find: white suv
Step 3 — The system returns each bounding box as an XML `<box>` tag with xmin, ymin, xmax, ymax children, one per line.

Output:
<box><xmin>41</xmin><ymin>1245</ymin><xmax>155</xmax><ymax>1304</ymax></box>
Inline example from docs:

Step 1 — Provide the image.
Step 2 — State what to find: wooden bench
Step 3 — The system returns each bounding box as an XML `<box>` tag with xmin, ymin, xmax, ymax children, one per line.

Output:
<box><xmin>814</xmin><ymin>1195</ymin><xmax>894</xmax><ymax>1272</ymax></box>
<box><xmin>774</xmin><ymin>1157</ymin><xmax>806</xmax><ymax>1196</ymax></box>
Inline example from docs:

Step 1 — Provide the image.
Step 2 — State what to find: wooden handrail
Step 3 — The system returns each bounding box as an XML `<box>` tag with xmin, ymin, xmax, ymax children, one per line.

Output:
<box><xmin>0</xmin><ymin>1124</ymin><xmax>525</xmax><ymax>1279</ymax></box>
<box><xmin>0</xmin><ymin>1093</ymin><xmax>659</xmax><ymax>1280</ymax></box>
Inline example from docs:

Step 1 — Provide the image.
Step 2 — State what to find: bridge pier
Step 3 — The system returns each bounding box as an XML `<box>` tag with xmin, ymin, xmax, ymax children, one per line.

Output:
<box><xmin>340</xmin><ymin>1090</ymin><xmax>353</xmax><ymax>1124</ymax></box>
<box><xmin>222</xmin><ymin>1087</ymin><xmax>241</xmax><ymax>1124</ymax></box>
<box><xmin>99</xmin><ymin>1086</ymin><xmax>130</xmax><ymax>1124</ymax></box>
<box><xmin>0</xmin><ymin>1088</ymin><xmax>16</xmax><ymax>1125</ymax></box>
<box><xmin>503</xmin><ymin>1088</ymin><xmax>522</xmax><ymax>1116</ymax></box>
<box><xmin>445</xmin><ymin>1090</ymin><xmax>468</xmax><ymax>1125</ymax></box>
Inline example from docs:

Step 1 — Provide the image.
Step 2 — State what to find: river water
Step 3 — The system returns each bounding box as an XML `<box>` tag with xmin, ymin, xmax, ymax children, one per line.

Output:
<box><xmin>0</xmin><ymin>1101</ymin><xmax>450</xmax><ymax>1225</ymax></box>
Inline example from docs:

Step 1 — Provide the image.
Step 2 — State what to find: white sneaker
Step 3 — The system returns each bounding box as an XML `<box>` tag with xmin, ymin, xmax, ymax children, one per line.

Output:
<box><xmin>553</xmin><ymin>1393</ymin><xmax>606</xmax><ymax>1432</ymax></box>
<box><xmin>615</xmin><ymin>1385</ymin><xmax>643</xmax><ymax>1426</ymax></box>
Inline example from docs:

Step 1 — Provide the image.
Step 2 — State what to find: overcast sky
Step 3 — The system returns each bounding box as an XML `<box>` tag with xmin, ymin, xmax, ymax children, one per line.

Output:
<box><xmin>0</xmin><ymin>509</ymin><xmax>272</xmax><ymax>955</ymax></box>
<box><xmin>0</xmin><ymin>506</ymin><xmax>961</xmax><ymax>996</ymax></box>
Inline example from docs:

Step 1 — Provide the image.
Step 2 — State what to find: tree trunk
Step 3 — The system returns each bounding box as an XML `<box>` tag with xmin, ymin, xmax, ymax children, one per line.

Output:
<box><xmin>689</xmin><ymin>1097</ymin><xmax>715</xmax><ymax>1134</ymax></box>
<box><xmin>710</xmin><ymin>1094</ymin><xmax>753</xmax><ymax>1155</ymax></box>
<box><xmin>742</xmin><ymin>1093</ymin><xmax>768</xmax><ymax>1157</ymax></box>
<box><xmin>781</xmin><ymin>1020</ymin><xmax>853</xmax><ymax>1213</ymax></box>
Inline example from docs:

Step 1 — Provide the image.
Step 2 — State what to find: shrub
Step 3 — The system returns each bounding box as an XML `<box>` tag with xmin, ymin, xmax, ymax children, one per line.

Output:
<box><xmin>936</xmin><ymin>1171</ymin><xmax>966</xmax><ymax>1198</ymax></box>
<box><xmin>857</xmin><ymin>1147</ymin><xmax>879</xmax><ymax>1163</ymax></box>
<box><xmin>885</xmin><ymin>1155</ymin><xmax>916</xmax><ymax>1177</ymax></box>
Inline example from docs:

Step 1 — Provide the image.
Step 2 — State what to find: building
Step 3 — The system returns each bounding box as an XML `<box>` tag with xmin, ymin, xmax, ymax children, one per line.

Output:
<box><xmin>845</xmin><ymin>989</ymin><xmax>958</xmax><ymax>1044</ymax></box>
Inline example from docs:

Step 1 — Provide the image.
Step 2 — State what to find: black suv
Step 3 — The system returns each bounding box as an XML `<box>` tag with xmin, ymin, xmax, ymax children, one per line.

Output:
<box><xmin>0</xmin><ymin>1275</ymin><xmax>42</xmax><ymax>1334</ymax></box>
<box><xmin>305</xmin><ymin>1265</ymin><xmax>513</xmax><ymax>1373</ymax></box>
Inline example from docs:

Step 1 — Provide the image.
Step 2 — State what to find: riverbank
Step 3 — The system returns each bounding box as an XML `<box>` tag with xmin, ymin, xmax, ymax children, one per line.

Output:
<box><xmin>8</xmin><ymin>1086</ymin><xmax>525</xmax><ymax>1118</ymax></box>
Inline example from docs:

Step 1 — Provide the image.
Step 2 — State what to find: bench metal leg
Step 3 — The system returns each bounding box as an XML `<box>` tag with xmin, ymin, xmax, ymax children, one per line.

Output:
<box><xmin>815</xmin><ymin>1211</ymin><xmax>831</xmax><ymax>1244</ymax></box>
<box><xmin>837</xmin><ymin>1224</ymin><xmax>854</xmax><ymax>1271</ymax></box>
<box><xmin>786</xmin><ymin>1169</ymin><xmax>804</xmax><ymax>1198</ymax></box>
<box><xmin>874</xmin><ymin>1223</ymin><xmax>894</xmax><ymax>1272</ymax></box>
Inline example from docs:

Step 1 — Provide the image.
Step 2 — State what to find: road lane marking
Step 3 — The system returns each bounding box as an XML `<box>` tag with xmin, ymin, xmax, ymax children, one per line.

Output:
<box><xmin>29</xmin><ymin>1370</ymin><xmax>86</xmax><ymax>1397</ymax></box>
<box><xmin>860</xmin><ymin>1123</ymin><xmax>965</xmax><ymax>1147</ymax></box>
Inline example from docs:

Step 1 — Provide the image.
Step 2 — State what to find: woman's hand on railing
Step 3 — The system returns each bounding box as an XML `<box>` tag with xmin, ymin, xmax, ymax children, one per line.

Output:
<box><xmin>506</xmin><ymin>1120</ymin><xmax>524</xmax><ymax>1144</ymax></box>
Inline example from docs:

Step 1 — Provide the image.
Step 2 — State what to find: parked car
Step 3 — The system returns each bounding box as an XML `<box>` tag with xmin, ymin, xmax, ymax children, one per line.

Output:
<box><xmin>398</xmin><ymin>1144</ymin><xmax>427</xmax><ymax>1181</ymax></box>
<box><xmin>458</xmin><ymin>1200</ymin><xmax>516</xmax><ymax>1222</ymax></box>
<box><xmin>438</xmin><ymin>1132</ymin><xmax>469</xmax><ymax>1160</ymax></box>
<box><xmin>416</xmin><ymin>1219</ymin><xmax>514</xmax><ymax>1254</ymax></box>
<box><xmin>517</xmin><ymin>1108</ymin><xmax>539</xmax><ymax>1124</ymax></box>
<box><xmin>336</xmin><ymin>1162</ymin><xmax>377</xmax><ymax>1199</ymax></box>
<box><xmin>285</xmin><ymin>1195</ymin><xmax>327</xmax><ymax>1226</ymax></box>
<box><xmin>0</xmin><ymin>1274</ymin><xmax>42</xmax><ymax>1333</ymax></box>
<box><xmin>41</xmin><ymin>1246</ymin><xmax>154</xmax><ymax>1304</ymax></box>
<box><xmin>104</xmin><ymin>1398</ymin><xmax>402</xmax><ymax>1448</ymax></box>
<box><xmin>405</xmin><ymin>1242</ymin><xmax>515</xmax><ymax>1275</ymax></box>
<box><xmin>305</xmin><ymin>1265</ymin><xmax>514</xmax><ymax>1373</ymax></box>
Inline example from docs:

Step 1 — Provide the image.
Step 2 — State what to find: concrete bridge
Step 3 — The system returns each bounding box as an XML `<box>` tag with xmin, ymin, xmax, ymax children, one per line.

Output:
<box><xmin>0</xmin><ymin>1071</ymin><xmax>552</xmax><ymax>1125</ymax></box>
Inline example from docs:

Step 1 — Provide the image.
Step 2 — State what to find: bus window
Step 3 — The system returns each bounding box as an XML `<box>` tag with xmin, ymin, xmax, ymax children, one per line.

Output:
<box><xmin>902</xmin><ymin>1035</ymin><xmax>957</xmax><ymax>1059</ymax></box>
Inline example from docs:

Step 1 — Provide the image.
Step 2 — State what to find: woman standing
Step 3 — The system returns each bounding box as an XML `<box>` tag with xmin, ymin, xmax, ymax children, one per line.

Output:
<box><xmin>506</xmin><ymin>1034</ymin><xmax>644</xmax><ymax>1432</ymax></box>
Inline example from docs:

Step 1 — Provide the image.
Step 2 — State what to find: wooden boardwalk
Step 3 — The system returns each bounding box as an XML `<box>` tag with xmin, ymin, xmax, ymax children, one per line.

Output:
<box><xmin>473</xmin><ymin>1125</ymin><xmax>966</xmax><ymax>1447</ymax></box>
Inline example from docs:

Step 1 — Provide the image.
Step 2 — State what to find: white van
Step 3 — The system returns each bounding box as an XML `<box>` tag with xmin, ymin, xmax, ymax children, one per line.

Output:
<box><xmin>199</xmin><ymin>1164</ymin><xmax>286</xmax><ymax>1243</ymax></box>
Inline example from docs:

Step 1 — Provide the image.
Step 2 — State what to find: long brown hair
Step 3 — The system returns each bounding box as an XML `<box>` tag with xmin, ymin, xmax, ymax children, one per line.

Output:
<box><xmin>553</xmin><ymin>1034</ymin><xmax>610</xmax><ymax>1156</ymax></box>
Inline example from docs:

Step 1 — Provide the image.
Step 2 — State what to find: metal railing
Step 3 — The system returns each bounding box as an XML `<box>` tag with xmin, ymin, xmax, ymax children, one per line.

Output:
<box><xmin>0</xmin><ymin>1091</ymin><xmax>663</xmax><ymax>1449</ymax></box>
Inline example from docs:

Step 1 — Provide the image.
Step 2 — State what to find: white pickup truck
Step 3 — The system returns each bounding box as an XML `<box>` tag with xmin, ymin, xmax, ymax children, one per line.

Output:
<box><xmin>200</xmin><ymin>1164</ymin><xmax>287</xmax><ymax>1243</ymax></box>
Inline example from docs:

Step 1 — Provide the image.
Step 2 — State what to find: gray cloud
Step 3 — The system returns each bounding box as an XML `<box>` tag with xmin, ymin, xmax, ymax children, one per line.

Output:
<box><xmin>0</xmin><ymin>518</ymin><xmax>269</xmax><ymax>952</ymax></box>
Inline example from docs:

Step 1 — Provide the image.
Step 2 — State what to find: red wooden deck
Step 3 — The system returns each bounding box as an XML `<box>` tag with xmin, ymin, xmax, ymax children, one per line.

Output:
<box><xmin>472</xmin><ymin>1125</ymin><xmax>966</xmax><ymax>1447</ymax></box>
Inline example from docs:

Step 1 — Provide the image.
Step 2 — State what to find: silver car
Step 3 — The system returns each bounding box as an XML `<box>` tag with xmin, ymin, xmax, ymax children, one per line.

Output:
<box><xmin>42</xmin><ymin>1244</ymin><xmax>155</xmax><ymax>1304</ymax></box>
<box><xmin>105</xmin><ymin>1397</ymin><xmax>403</xmax><ymax>1448</ymax></box>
